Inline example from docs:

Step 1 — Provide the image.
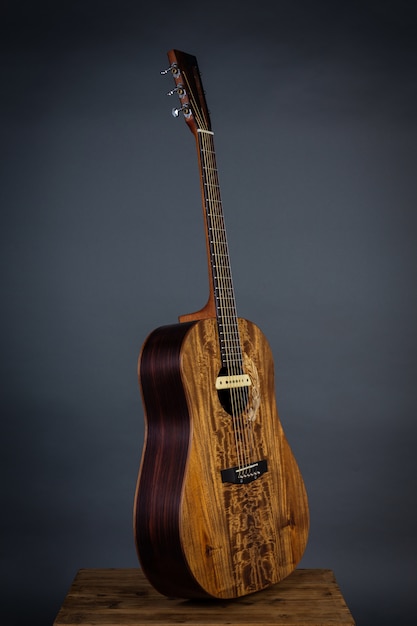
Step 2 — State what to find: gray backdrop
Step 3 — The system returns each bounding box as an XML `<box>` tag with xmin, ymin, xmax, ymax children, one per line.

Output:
<box><xmin>1</xmin><ymin>1</ymin><xmax>416</xmax><ymax>624</ymax></box>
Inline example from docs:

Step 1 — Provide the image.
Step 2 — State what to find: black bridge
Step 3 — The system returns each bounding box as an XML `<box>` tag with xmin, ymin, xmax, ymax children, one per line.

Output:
<box><xmin>221</xmin><ymin>459</ymin><xmax>268</xmax><ymax>484</ymax></box>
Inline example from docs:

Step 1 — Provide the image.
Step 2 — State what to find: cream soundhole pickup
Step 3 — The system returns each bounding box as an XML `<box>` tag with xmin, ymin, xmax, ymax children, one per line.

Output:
<box><xmin>215</xmin><ymin>373</ymin><xmax>251</xmax><ymax>390</ymax></box>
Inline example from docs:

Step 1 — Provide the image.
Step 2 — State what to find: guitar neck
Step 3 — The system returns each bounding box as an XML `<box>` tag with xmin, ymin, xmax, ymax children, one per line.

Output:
<box><xmin>165</xmin><ymin>49</ymin><xmax>243</xmax><ymax>371</ymax></box>
<box><xmin>197</xmin><ymin>129</ymin><xmax>242</xmax><ymax>371</ymax></box>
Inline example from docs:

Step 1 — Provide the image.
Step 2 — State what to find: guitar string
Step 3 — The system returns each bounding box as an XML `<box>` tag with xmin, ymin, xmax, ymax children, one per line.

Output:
<box><xmin>200</xmin><ymin>130</ymin><xmax>254</xmax><ymax>474</ymax></box>
<box><xmin>201</xmin><ymin>131</ymin><xmax>247</xmax><ymax>472</ymax></box>
<box><xmin>203</xmin><ymin>126</ymin><xmax>255</xmax><ymax>474</ymax></box>
<box><xmin>187</xmin><ymin>78</ymin><xmax>254</xmax><ymax>475</ymax></box>
<box><xmin>198</xmin><ymin>129</ymin><xmax>245</xmax><ymax>471</ymax></box>
<box><xmin>203</xmin><ymin>128</ymin><xmax>255</xmax><ymax>473</ymax></box>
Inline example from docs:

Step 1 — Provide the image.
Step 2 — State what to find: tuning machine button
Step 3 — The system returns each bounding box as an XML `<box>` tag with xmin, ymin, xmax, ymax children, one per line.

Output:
<box><xmin>166</xmin><ymin>84</ymin><xmax>186</xmax><ymax>97</ymax></box>
<box><xmin>172</xmin><ymin>104</ymin><xmax>191</xmax><ymax>118</ymax></box>
<box><xmin>160</xmin><ymin>63</ymin><xmax>180</xmax><ymax>76</ymax></box>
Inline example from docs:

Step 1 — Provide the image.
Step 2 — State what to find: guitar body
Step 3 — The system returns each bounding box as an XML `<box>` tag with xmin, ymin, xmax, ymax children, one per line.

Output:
<box><xmin>134</xmin><ymin>317</ymin><xmax>309</xmax><ymax>599</ymax></box>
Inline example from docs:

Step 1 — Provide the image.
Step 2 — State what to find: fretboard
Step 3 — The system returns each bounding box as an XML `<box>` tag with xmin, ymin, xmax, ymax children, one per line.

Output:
<box><xmin>197</xmin><ymin>129</ymin><xmax>243</xmax><ymax>373</ymax></box>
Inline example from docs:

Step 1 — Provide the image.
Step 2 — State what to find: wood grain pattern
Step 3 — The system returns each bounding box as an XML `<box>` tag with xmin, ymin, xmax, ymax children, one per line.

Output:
<box><xmin>134</xmin><ymin>317</ymin><xmax>309</xmax><ymax>599</ymax></box>
<box><xmin>53</xmin><ymin>568</ymin><xmax>356</xmax><ymax>626</ymax></box>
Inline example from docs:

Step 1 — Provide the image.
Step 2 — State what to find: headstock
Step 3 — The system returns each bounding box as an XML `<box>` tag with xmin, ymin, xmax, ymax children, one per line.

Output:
<box><xmin>161</xmin><ymin>49</ymin><xmax>212</xmax><ymax>136</ymax></box>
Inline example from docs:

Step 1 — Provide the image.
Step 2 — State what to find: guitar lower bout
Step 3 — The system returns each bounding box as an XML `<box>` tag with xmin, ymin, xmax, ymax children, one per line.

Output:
<box><xmin>134</xmin><ymin>317</ymin><xmax>309</xmax><ymax>599</ymax></box>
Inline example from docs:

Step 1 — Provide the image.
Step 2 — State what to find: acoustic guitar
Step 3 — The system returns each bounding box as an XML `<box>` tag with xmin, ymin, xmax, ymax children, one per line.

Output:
<box><xmin>133</xmin><ymin>49</ymin><xmax>309</xmax><ymax>600</ymax></box>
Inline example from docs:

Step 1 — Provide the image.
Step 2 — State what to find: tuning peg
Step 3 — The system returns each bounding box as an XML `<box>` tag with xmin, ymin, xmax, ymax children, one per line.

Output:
<box><xmin>167</xmin><ymin>84</ymin><xmax>186</xmax><ymax>97</ymax></box>
<box><xmin>172</xmin><ymin>104</ymin><xmax>191</xmax><ymax>118</ymax></box>
<box><xmin>160</xmin><ymin>63</ymin><xmax>180</xmax><ymax>76</ymax></box>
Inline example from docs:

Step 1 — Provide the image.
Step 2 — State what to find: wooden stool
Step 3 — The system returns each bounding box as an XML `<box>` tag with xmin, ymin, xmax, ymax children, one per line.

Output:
<box><xmin>54</xmin><ymin>568</ymin><xmax>355</xmax><ymax>625</ymax></box>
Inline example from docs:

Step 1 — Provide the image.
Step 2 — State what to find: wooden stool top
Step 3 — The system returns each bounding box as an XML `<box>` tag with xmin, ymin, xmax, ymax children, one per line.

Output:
<box><xmin>54</xmin><ymin>567</ymin><xmax>355</xmax><ymax>626</ymax></box>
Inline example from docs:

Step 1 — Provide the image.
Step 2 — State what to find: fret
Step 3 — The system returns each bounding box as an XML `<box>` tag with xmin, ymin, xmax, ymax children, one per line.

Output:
<box><xmin>214</xmin><ymin>264</ymin><xmax>234</xmax><ymax>270</ymax></box>
<box><xmin>219</xmin><ymin>349</ymin><xmax>243</xmax><ymax>356</ymax></box>
<box><xmin>218</xmin><ymin>329</ymin><xmax>241</xmax><ymax>338</ymax></box>
<box><xmin>219</xmin><ymin>335</ymin><xmax>240</xmax><ymax>344</ymax></box>
<box><xmin>207</xmin><ymin>212</ymin><xmax>225</xmax><ymax>219</ymax></box>
<box><xmin>216</xmin><ymin>297</ymin><xmax>236</xmax><ymax>305</ymax></box>
<box><xmin>214</xmin><ymin>276</ymin><xmax>234</xmax><ymax>285</ymax></box>
<box><xmin>215</xmin><ymin>288</ymin><xmax>234</xmax><ymax>295</ymax></box>
<box><xmin>217</xmin><ymin>336</ymin><xmax>242</xmax><ymax>345</ymax></box>
<box><xmin>217</xmin><ymin>313</ymin><xmax>238</xmax><ymax>320</ymax></box>
<box><xmin>208</xmin><ymin>225</ymin><xmax>226</xmax><ymax>235</ymax></box>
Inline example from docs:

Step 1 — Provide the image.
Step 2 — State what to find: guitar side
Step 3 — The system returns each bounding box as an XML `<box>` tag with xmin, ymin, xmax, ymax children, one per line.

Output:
<box><xmin>134</xmin><ymin>317</ymin><xmax>309</xmax><ymax>599</ymax></box>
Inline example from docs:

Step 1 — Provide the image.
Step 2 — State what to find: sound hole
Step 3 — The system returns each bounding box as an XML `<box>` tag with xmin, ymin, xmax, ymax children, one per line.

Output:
<box><xmin>217</xmin><ymin>366</ymin><xmax>249</xmax><ymax>416</ymax></box>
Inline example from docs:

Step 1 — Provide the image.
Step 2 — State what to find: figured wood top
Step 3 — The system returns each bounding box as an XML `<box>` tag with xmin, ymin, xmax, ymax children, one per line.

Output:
<box><xmin>54</xmin><ymin>568</ymin><xmax>355</xmax><ymax>626</ymax></box>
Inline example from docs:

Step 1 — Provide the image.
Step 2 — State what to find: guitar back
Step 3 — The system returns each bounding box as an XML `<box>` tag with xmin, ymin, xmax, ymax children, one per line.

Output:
<box><xmin>134</xmin><ymin>317</ymin><xmax>309</xmax><ymax>599</ymax></box>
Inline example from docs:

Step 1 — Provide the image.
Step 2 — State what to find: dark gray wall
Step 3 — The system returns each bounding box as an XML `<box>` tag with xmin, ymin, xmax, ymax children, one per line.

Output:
<box><xmin>1</xmin><ymin>2</ymin><xmax>416</xmax><ymax>624</ymax></box>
